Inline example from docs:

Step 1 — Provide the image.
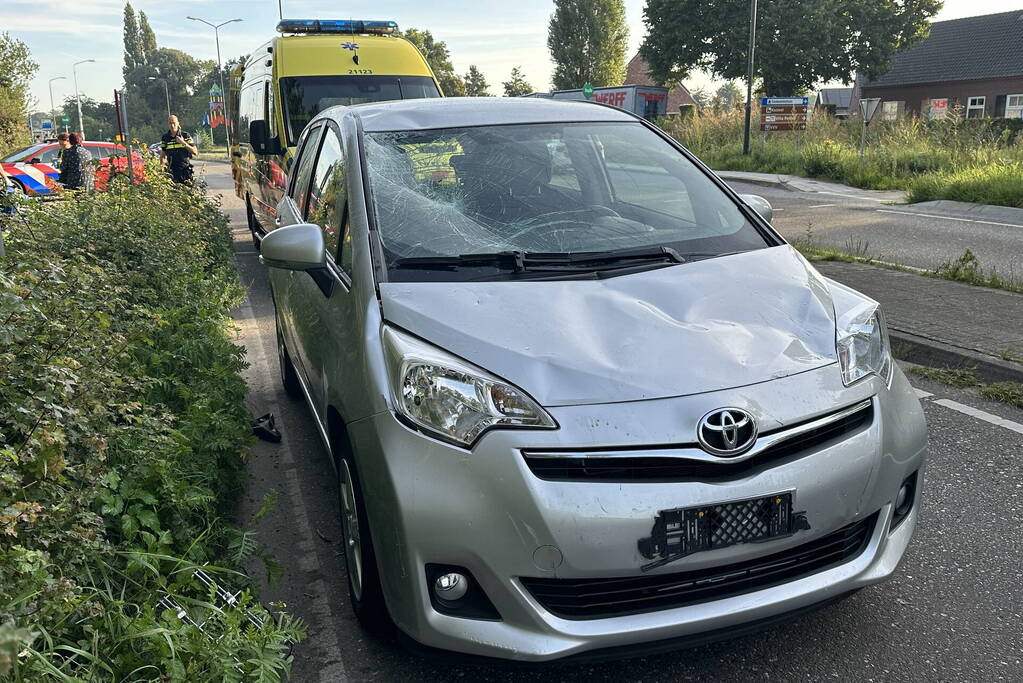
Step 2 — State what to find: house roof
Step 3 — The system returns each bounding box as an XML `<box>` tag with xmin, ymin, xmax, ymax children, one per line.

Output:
<box><xmin>817</xmin><ymin>87</ymin><xmax>853</xmax><ymax>108</ymax></box>
<box><xmin>864</xmin><ymin>10</ymin><xmax>1023</xmax><ymax>87</ymax></box>
<box><xmin>624</xmin><ymin>54</ymin><xmax>696</xmax><ymax>110</ymax></box>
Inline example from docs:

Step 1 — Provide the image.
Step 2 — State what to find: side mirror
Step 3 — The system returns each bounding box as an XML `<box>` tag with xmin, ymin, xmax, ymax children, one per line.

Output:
<box><xmin>249</xmin><ymin>120</ymin><xmax>281</xmax><ymax>156</ymax></box>
<box><xmin>259</xmin><ymin>223</ymin><xmax>325</xmax><ymax>271</ymax></box>
<box><xmin>739</xmin><ymin>194</ymin><xmax>773</xmax><ymax>223</ymax></box>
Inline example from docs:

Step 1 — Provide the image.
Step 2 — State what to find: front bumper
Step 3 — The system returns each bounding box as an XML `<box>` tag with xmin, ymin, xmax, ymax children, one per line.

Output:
<box><xmin>346</xmin><ymin>363</ymin><xmax>927</xmax><ymax>661</ymax></box>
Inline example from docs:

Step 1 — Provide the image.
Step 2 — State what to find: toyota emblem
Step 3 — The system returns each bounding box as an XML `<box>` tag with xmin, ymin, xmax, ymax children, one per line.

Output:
<box><xmin>698</xmin><ymin>408</ymin><xmax>758</xmax><ymax>457</ymax></box>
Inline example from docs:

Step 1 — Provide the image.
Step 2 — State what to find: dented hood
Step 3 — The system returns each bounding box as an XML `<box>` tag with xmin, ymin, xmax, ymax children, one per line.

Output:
<box><xmin>379</xmin><ymin>246</ymin><xmax>838</xmax><ymax>407</ymax></box>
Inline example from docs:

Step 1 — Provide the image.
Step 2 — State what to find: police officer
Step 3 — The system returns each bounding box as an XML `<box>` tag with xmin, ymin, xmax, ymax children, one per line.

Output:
<box><xmin>160</xmin><ymin>115</ymin><xmax>198</xmax><ymax>184</ymax></box>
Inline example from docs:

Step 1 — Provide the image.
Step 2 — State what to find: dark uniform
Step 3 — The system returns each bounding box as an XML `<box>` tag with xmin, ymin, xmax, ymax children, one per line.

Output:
<box><xmin>161</xmin><ymin>130</ymin><xmax>195</xmax><ymax>184</ymax></box>
<box><xmin>58</xmin><ymin>144</ymin><xmax>93</xmax><ymax>191</ymax></box>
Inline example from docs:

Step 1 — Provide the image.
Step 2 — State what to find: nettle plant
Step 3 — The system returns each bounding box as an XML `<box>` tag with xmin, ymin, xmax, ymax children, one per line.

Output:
<box><xmin>0</xmin><ymin>165</ymin><xmax>303</xmax><ymax>680</ymax></box>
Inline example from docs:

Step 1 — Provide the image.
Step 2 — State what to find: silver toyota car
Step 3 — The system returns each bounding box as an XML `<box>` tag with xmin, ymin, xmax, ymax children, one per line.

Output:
<box><xmin>261</xmin><ymin>97</ymin><xmax>927</xmax><ymax>661</ymax></box>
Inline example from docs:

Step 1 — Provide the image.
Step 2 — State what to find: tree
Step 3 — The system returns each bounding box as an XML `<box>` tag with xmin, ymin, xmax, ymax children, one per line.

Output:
<box><xmin>640</xmin><ymin>0</ymin><xmax>940</xmax><ymax>95</ymax></box>
<box><xmin>122</xmin><ymin>2</ymin><xmax>144</xmax><ymax>79</ymax></box>
<box><xmin>548</xmin><ymin>0</ymin><xmax>628</xmax><ymax>90</ymax></box>
<box><xmin>714</xmin><ymin>81</ymin><xmax>742</xmax><ymax>110</ymax></box>
<box><xmin>689</xmin><ymin>86</ymin><xmax>710</xmax><ymax>109</ymax></box>
<box><xmin>463</xmin><ymin>65</ymin><xmax>491</xmax><ymax>97</ymax></box>
<box><xmin>400</xmin><ymin>28</ymin><xmax>466</xmax><ymax>96</ymax></box>
<box><xmin>139</xmin><ymin>11</ymin><xmax>158</xmax><ymax>65</ymax></box>
<box><xmin>502</xmin><ymin>67</ymin><xmax>533</xmax><ymax>97</ymax></box>
<box><xmin>0</xmin><ymin>33</ymin><xmax>37</xmax><ymax>149</ymax></box>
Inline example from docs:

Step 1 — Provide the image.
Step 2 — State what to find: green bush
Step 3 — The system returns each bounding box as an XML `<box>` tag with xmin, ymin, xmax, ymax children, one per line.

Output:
<box><xmin>0</xmin><ymin>167</ymin><xmax>303</xmax><ymax>679</ymax></box>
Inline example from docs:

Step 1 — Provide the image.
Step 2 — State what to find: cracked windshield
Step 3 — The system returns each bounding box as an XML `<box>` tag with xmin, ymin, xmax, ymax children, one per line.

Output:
<box><xmin>364</xmin><ymin>122</ymin><xmax>770</xmax><ymax>279</ymax></box>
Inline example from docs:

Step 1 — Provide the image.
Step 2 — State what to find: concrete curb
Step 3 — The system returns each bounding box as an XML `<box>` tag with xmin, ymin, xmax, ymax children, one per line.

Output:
<box><xmin>889</xmin><ymin>328</ymin><xmax>1023</xmax><ymax>385</ymax></box>
<box><xmin>714</xmin><ymin>170</ymin><xmax>907</xmax><ymax>204</ymax></box>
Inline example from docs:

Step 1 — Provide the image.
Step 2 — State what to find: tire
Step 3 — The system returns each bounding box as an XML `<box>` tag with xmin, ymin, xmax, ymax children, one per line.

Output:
<box><xmin>337</xmin><ymin>446</ymin><xmax>390</xmax><ymax>634</ymax></box>
<box><xmin>246</xmin><ymin>196</ymin><xmax>261</xmax><ymax>250</ymax></box>
<box><xmin>275</xmin><ymin>313</ymin><xmax>303</xmax><ymax>399</ymax></box>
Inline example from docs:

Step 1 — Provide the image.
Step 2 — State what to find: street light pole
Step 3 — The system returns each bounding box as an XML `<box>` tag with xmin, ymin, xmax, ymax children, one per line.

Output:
<box><xmin>741</xmin><ymin>0</ymin><xmax>758</xmax><ymax>155</ymax></box>
<box><xmin>187</xmin><ymin>16</ymin><xmax>242</xmax><ymax>162</ymax></box>
<box><xmin>72</xmin><ymin>59</ymin><xmax>95</xmax><ymax>138</ymax></box>
<box><xmin>48</xmin><ymin>76</ymin><xmax>67</xmax><ymax>134</ymax></box>
<box><xmin>148</xmin><ymin>77</ymin><xmax>171</xmax><ymax>117</ymax></box>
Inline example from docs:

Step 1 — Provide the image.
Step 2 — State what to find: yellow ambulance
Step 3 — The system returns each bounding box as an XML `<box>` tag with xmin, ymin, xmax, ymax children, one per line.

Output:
<box><xmin>232</xmin><ymin>19</ymin><xmax>441</xmax><ymax>244</ymax></box>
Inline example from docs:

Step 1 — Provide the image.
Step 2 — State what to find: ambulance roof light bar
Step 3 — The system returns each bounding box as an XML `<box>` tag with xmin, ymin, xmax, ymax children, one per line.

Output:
<box><xmin>276</xmin><ymin>19</ymin><xmax>399</xmax><ymax>35</ymax></box>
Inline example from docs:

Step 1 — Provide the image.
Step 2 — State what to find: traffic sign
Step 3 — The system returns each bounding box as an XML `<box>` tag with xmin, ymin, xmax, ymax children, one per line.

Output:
<box><xmin>582</xmin><ymin>82</ymin><xmax>594</xmax><ymax>99</ymax></box>
<box><xmin>761</xmin><ymin>123</ymin><xmax>807</xmax><ymax>131</ymax></box>
<box><xmin>60</xmin><ymin>115</ymin><xmax>70</xmax><ymax>125</ymax></box>
<box><xmin>41</xmin><ymin>120</ymin><xmax>53</xmax><ymax>130</ymax></box>
<box><xmin>762</xmin><ymin>105</ymin><xmax>804</xmax><ymax>114</ymax></box>
<box><xmin>859</xmin><ymin>97</ymin><xmax>881</xmax><ymax>122</ymax></box>
<box><xmin>760</xmin><ymin>96</ymin><xmax>808</xmax><ymax>106</ymax></box>
<box><xmin>762</xmin><ymin>114</ymin><xmax>807</xmax><ymax>123</ymax></box>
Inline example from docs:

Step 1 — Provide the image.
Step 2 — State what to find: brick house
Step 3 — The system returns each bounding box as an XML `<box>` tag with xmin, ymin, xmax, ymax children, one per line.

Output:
<box><xmin>624</xmin><ymin>54</ymin><xmax>697</xmax><ymax>114</ymax></box>
<box><xmin>860</xmin><ymin>10</ymin><xmax>1023</xmax><ymax>120</ymax></box>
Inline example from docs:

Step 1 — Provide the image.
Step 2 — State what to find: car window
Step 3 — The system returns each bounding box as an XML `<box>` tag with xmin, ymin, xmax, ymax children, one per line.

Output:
<box><xmin>364</xmin><ymin>122</ymin><xmax>768</xmax><ymax>281</ymax></box>
<box><xmin>38</xmin><ymin>147</ymin><xmax>62</xmax><ymax>164</ymax></box>
<box><xmin>3</xmin><ymin>145</ymin><xmax>43</xmax><ymax>163</ymax></box>
<box><xmin>289</xmin><ymin>125</ymin><xmax>323</xmax><ymax>216</ymax></box>
<box><xmin>599</xmin><ymin>137</ymin><xmax>696</xmax><ymax>223</ymax></box>
<box><xmin>86</xmin><ymin>145</ymin><xmax>116</xmax><ymax>160</ymax></box>
<box><xmin>306</xmin><ymin>128</ymin><xmax>347</xmax><ymax>262</ymax></box>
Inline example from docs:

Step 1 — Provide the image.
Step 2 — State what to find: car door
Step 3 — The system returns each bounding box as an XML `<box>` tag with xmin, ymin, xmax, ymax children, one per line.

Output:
<box><xmin>273</xmin><ymin>124</ymin><xmax>324</xmax><ymax>386</ymax></box>
<box><xmin>284</xmin><ymin>123</ymin><xmax>357</xmax><ymax>416</ymax></box>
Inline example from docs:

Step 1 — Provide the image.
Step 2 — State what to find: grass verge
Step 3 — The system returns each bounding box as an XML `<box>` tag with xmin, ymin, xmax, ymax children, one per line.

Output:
<box><xmin>0</xmin><ymin>163</ymin><xmax>302</xmax><ymax>679</ymax></box>
<box><xmin>795</xmin><ymin>241</ymin><xmax>1023</xmax><ymax>295</ymax></box>
<box><xmin>909</xmin><ymin>365</ymin><xmax>1023</xmax><ymax>411</ymax></box>
<box><xmin>662</xmin><ymin>107</ymin><xmax>1023</xmax><ymax>208</ymax></box>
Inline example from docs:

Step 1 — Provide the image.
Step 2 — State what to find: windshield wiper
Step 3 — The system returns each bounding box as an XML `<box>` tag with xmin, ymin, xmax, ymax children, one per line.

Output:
<box><xmin>393</xmin><ymin>246</ymin><xmax>686</xmax><ymax>272</ymax></box>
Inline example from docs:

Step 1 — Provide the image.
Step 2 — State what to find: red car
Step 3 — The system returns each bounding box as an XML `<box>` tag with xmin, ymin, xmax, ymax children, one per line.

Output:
<box><xmin>1</xmin><ymin>141</ymin><xmax>146</xmax><ymax>196</ymax></box>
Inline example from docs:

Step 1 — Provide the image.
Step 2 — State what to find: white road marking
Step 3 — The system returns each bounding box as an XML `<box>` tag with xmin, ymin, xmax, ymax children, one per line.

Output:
<box><xmin>932</xmin><ymin>398</ymin><xmax>1023</xmax><ymax>436</ymax></box>
<box><xmin>239</xmin><ymin>292</ymin><xmax>350</xmax><ymax>682</ymax></box>
<box><xmin>807</xmin><ymin>203</ymin><xmax>838</xmax><ymax>209</ymax></box>
<box><xmin>876</xmin><ymin>208</ymin><xmax>1023</xmax><ymax>229</ymax></box>
<box><xmin>913</xmin><ymin>388</ymin><xmax>934</xmax><ymax>399</ymax></box>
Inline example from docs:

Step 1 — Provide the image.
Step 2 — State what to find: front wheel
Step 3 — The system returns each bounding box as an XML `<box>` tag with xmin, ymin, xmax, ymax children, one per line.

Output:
<box><xmin>246</xmin><ymin>197</ymin><xmax>261</xmax><ymax>250</ymax></box>
<box><xmin>275</xmin><ymin>313</ymin><xmax>302</xmax><ymax>399</ymax></box>
<box><xmin>337</xmin><ymin>451</ymin><xmax>390</xmax><ymax>633</ymax></box>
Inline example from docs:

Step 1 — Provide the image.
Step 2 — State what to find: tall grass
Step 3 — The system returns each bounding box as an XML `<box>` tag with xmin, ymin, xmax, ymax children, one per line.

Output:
<box><xmin>662</xmin><ymin>106</ymin><xmax>1023</xmax><ymax>207</ymax></box>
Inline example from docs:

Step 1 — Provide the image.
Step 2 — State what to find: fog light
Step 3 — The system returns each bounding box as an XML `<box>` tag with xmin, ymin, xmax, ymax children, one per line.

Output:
<box><xmin>890</xmin><ymin>471</ymin><xmax>918</xmax><ymax>531</ymax></box>
<box><xmin>433</xmin><ymin>572</ymin><xmax>468</xmax><ymax>601</ymax></box>
<box><xmin>895</xmin><ymin>484</ymin><xmax>911</xmax><ymax>515</ymax></box>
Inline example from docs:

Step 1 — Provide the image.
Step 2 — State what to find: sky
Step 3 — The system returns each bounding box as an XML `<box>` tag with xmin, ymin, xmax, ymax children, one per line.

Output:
<box><xmin>8</xmin><ymin>0</ymin><xmax>1021</xmax><ymax>113</ymax></box>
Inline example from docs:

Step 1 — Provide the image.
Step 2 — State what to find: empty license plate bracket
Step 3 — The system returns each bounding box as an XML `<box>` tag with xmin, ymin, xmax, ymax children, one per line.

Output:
<box><xmin>638</xmin><ymin>493</ymin><xmax>809</xmax><ymax>571</ymax></box>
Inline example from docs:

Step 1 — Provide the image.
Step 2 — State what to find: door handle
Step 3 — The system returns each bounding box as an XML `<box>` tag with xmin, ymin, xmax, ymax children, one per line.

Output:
<box><xmin>274</xmin><ymin>216</ymin><xmax>282</xmax><ymax>226</ymax></box>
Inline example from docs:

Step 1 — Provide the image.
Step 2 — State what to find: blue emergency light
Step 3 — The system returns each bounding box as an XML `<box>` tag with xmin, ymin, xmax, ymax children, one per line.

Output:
<box><xmin>275</xmin><ymin>19</ymin><xmax>399</xmax><ymax>35</ymax></box>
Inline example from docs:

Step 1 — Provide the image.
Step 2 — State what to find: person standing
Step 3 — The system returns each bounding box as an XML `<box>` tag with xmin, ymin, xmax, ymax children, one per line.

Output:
<box><xmin>54</xmin><ymin>132</ymin><xmax>70</xmax><ymax>169</ymax></box>
<box><xmin>160</xmin><ymin>115</ymin><xmax>197</xmax><ymax>184</ymax></box>
<box><xmin>58</xmin><ymin>133</ymin><xmax>93</xmax><ymax>192</ymax></box>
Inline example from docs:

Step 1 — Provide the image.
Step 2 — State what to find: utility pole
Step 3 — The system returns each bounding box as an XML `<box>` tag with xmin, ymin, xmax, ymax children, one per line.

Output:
<box><xmin>48</xmin><ymin>76</ymin><xmax>67</xmax><ymax>135</ymax></box>
<box><xmin>741</xmin><ymin>0</ymin><xmax>758</xmax><ymax>155</ymax></box>
<box><xmin>187</xmin><ymin>16</ymin><xmax>242</xmax><ymax>161</ymax></box>
<box><xmin>72</xmin><ymin>59</ymin><xmax>95</xmax><ymax>138</ymax></box>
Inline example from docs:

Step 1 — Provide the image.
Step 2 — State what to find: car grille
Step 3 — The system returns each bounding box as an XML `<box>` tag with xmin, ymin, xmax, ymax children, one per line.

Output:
<box><xmin>523</xmin><ymin>400</ymin><xmax>873</xmax><ymax>482</ymax></box>
<box><xmin>520</xmin><ymin>513</ymin><xmax>876</xmax><ymax>620</ymax></box>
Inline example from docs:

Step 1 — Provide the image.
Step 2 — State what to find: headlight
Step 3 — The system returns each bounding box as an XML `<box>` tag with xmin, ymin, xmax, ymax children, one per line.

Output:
<box><xmin>836</xmin><ymin>301</ymin><xmax>892</xmax><ymax>386</ymax></box>
<box><xmin>382</xmin><ymin>327</ymin><xmax>556</xmax><ymax>447</ymax></box>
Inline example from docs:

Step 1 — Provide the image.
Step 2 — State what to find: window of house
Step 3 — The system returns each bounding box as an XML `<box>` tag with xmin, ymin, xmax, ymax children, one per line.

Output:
<box><xmin>966</xmin><ymin>96</ymin><xmax>986</xmax><ymax>118</ymax></box>
<box><xmin>881</xmin><ymin>101</ymin><xmax>902</xmax><ymax>121</ymax></box>
<box><xmin>1007</xmin><ymin>94</ymin><xmax>1023</xmax><ymax>119</ymax></box>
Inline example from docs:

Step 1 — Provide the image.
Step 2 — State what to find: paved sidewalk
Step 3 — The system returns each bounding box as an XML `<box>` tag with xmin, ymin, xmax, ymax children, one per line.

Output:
<box><xmin>815</xmin><ymin>260</ymin><xmax>1023</xmax><ymax>381</ymax></box>
<box><xmin>715</xmin><ymin>169</ymin><xmax>906</xmax><ymax>204</ymax></box>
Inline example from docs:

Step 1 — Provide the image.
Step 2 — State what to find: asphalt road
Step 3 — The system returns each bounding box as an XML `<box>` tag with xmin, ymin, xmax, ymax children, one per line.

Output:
<box><xmin>726</xmin><ymin>179</ymin><xmax>1023</xmax><ymax>278</ymax></box>
<box><xmin>199</xmin><ymin>162</ymin><xmax>1023</xmax><ymax>682</ymax></box>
